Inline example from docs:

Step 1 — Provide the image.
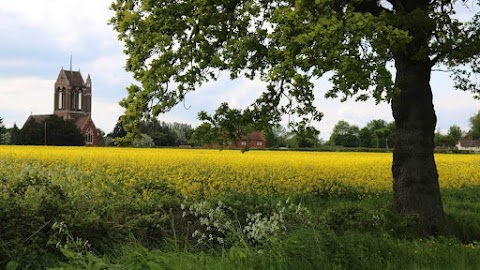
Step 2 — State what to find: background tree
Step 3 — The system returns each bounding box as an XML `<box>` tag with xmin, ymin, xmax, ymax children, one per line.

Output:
<box><xmin>366</xmin><ymin>120</ymin><xmax>387</xmax><ymax>148</ymax></box>
<box><xmin>329</xmin><ymin>120</ymin><xmax>351</xmax><ymax>146</ymax></box>
<box><xmin>13</xmin><ymin>116</ymin><xmax>83</xmax><ymax>146</ymax></box>
<box><xmin>192</xmin><ymin>103</ymin><xmax>260</xmax><ymax>148</ymax></box>
<box><xmin>434</xmin><ymin>131</ymin><xmax>452</xmax><ymax>147</ymax></box>
<box><xmin>288</xmin><ymin>126</ymin><xmax>320</xmax><ymax>148</ymax></box>
<box><xmin>434</xmin><ymin>125</ymin><xmax>464</xmax><ymax>148</ymax></box>
<box><xmin>9</xmin><ymin>124</ymin><xmax>20</xmax><ymax>145</ymax></box>
<box><xmin>141</xmin><ymin>118</ymin><xmax>194</xmax><ymax>146</ymax></box>
<box><xmin>168</xmin><ymin>122</ymin><xmax>194</xmax><ymax>145</ymax></box>
<box><xmin>466</xmin><ymin>111</ymin><xmax>480</xmax><ymax>139</ymax></box>
<box><xmin>132</xmin><ymin>133</ymin><xmax>155</xmax><ymax>147</ymax></box>
<box><xmin>16</xmin><ymin>118</ymin><xmax>44</xmax><ymax>145</ymax></box>
<box><xmin>386</xmin><ymin>122</ymin><xmax>396</xmax><ymax>149</ymax></box>
<box><xmin>109</xmin><ymin>117</ymin><xmax>193</xmax><ymax>147</ymax></box>
<box><xmin>44</xmin><ymin>116</ymin><xmax>84</xmax><ymax>146</ymax></box>
<box><xmin>111</xmin><ymin>0</ymin><xmax>480</xmax><ymax>234</ymax></box>
<box><xmin>329</xmin><ymin>120</ymin><xmax>359</xmax><ymax>147</ymax></box>
<box><xmin>264</xmin><ymin>125</ymin><xmax>288</xmax><ymax>148</ymax></box>
<box><xmin>448</xmin><ymin>125</ymin><xmax>463</xmax><ymax>145</ymax></box>
<box><xmin>359</xmin><ymin>127</ymin><xmax>373</xmax><ymax>148</ymax></box>
<box><xmin>264</xmin><ymin>128</ymin><xmax>279</xmax><ymax>148</ymax></box>
<box><xmin>107</xmin><ymin>117</ymin><xmax>128</xmax><ymax>146</ymax></box>
<box><xmin>0</xmin><ymin>117</ymin><xmax>6</xmax><ymax>144</ymax></box>
<box><xmin>1</xmin><ymin>130</ymin><xmax>11</xmax><ymax>145</ymax></box>
<box><xmin>97</xmin><ymin>128</ymin><xmax>107</xmax><ymax>146</ymax></box>
<box><xmin>109</xmin><ymin>118</ymin><xmax>128</xmax><ymax>138</ymax></box>
<box><xmin>338</xmin><ymin>119</ymin><xmax>395</xmax><ymax>148</ymax></box>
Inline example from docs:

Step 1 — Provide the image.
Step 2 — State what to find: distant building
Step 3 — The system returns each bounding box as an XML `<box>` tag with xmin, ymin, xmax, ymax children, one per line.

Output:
<box><xmin>235</xmin><ymin>131</ymin><xmax>267</xmax><ymax>149</ymax></box>
<box><xmin>456</xmin><ymin>139</ymin><xmax>480</xmax><ymax>152</ymax></box>
<box><xmin>24</xmin><ymin>68</ymin><xmax>102</xmax><ymax>145</ymax></box>
<box><xmin>203</xmin><ymin>131</ymin><xmax>267</xmax><ymax>149</ymax></box>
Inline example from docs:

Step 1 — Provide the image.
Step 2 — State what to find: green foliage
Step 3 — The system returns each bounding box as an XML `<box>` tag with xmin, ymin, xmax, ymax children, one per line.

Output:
<box><xmin>110</xmin><ymin>0</ymin><xmax>480</xmax><ymax>134</ymax></box>
<box><xmin>2</xmin><ymin>169</ymin><xmax>480</xmax><ymax>268</ymax></box>
<box><xmin>466</xmin><ymin>110</ymin><xmax>480</xmax><ymax>139</ymax></box>
<box><xmin>9</xmin><ymin>124</ymin><xmax>20</xmax><ymax>145</ymax></box>
<box><xmin>435</xmin><ymin>125</ymin><xmax>465</xmax><ymax>147</ymax></box>
<box><xmin>359</xmin><ymin>127</ymin><xmax>373</xmax><ymax>147</ymax></box>
<box><xmin>132</xmin><ymin>133</ymin><xmax>155</xmax><ymax>148</ymax></box>
<box><xmin>110</xmin><ymin>0</ymin><xmax>480</xmax><ymax>231</ymax></box>
<box><xmin>108</xmin><ymin>117</ymin><xmax>194</xmax><ymax>147</ymax></box>
<box><xmin>142</xmin><ymin>119</ymin><xmax>193</xmax><ymax>146</ymax></box>
<box><xmin>264</xmin><ymin>125</ymin><xmax>288</xmax><ymax>148</ymax></box>
<box><xmin>329</xmin><ymin>120</ymin><xmax>360</xmax><ymax>147</ymax></box>
<box><xmin>0</xmin><ymin>117</ymin><xmax>6</xmax><ymax>144</ymax></box>
<box><xmin>192</xmin><ymin>103</ymin><xmax>262</xmax><ymax>147</ymax></box>
<box><xmin>14</xmin><ymin>118</ymin><xmax>44</xmax><ymax>145</ymax></box>
<box><xmin>286</xmin><ymin>125</ymin><xmax>320</xmax><ymax>148</ymax></box>
<box><xmin>12</xmin><ymin>116</ymin><xmax>84</xmax><ymax>146</ymax></box>
<box><xmin>330</xmin><ymin>119</ymin><xmax>395</xmax><ymax>148</ymax></box>
<box><xmin>449</xmin><ymin>125</ymin><xmax>463</xmax><ymax>143</ymax></box>
<box><xmin>108</xmin><ymin>118</ymin><xmax>127</xmax><ymax>139</ymax></box>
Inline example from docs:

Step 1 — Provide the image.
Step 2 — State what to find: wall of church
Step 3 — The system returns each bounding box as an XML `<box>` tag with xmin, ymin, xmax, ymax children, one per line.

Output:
<box><xmin>81</xmin><ymin>118</ymin><xmax>101</xmax><ymax>146</ymax></box>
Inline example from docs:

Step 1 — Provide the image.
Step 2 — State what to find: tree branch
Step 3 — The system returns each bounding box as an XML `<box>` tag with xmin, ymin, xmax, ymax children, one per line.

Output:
<box><xmin>335</xmin><ymin>0</ymin><xmax>392</xmax><ymax>15</ymax></box>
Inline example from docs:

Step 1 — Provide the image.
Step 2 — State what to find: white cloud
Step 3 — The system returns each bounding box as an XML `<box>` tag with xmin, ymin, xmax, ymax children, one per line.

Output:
<box><xmin>91</xmin><ymin>98</ymin><xmax>124</xmax><ymax>133</ymax></box>
<box><xmin>0</xmin><ymin>0</ymin><xmax>479</xmax><ymax>140</ymax></box>
<box><xmin>0</xmin><ymin>77</ymin><xmax>53</xmax><ymax>127</ymax></box>
<box><xmin>0</xmin><ymin>0</ymin><xmax>116</xmax><ymax>52</ymax></box>
<box><xmin>0</xmin><ymin>59</ymin><xmax>31</xmax><ymax>69</ymax></box>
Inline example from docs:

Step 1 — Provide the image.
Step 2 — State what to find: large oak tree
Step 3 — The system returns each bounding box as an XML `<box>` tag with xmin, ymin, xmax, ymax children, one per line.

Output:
<box><xmin>110</xmin><ymin>0</ymin><xmax>480</xmax><ymax>235</ymax></box>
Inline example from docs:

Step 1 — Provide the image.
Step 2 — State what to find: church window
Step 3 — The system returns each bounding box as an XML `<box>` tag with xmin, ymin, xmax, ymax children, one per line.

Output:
<box><xmin>58</xmin><ymin>89</ymin><xmax>64</xmax><ymax>110</ymax></box>
<box><xmin>71</xmin><ymin>90</ymin><xmax>76</xmax><ymax>110</ymax></box>
<box><xmin>77</xmin><ymin>91</ymin><xmax>82</xmax><ymax>111</ymax></box>
<box><xmin>85</xmin><ymin>128</ymin><xmax>94</xmax><ymax>144</ymax></box>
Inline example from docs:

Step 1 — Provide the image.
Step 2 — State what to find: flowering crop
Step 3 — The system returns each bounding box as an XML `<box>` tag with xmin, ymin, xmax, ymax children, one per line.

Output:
<box><xmin>1</xmin><ymin>146</ymin><xmax>479</xmax><ymax>198</ymax></box>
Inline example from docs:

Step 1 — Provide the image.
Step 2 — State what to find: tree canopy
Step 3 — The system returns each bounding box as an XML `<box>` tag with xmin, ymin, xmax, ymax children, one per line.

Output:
<box><xmin>0</xmin><ymin>117</ymin><xmax>6</xmax><ymax>145</ymax></box>
<box><xmin>111</xmin><ymin>0</ymin><xmax>480</xmax><ymax>235</ymax></box>
<box><xmin>108</xmin><ymin>117</ymin><xmax>194</xmax><ymax>147</ymax></box>
<box><xmin>111</xmin><ymin>0</ymin><xmax>480</xmax><ymax>129</ymax></box>
<box><xmin>12</xmin><ymin>116</ymin><xmax>84</xmax><ymax>146</ymax></box>
<box><xmin>434</xmin><ymin>124</ymin><xmax>463</xmax><ymax>147</ymax></box>
<box><xmin>467</xmin><ymin>110</ymin><xmax>480</xmax><ymax>139</ymax></box>
<box><xmin>329</xmin><ymin>119</ymin><xmax>395</xmax><ymax>148</ymax></box>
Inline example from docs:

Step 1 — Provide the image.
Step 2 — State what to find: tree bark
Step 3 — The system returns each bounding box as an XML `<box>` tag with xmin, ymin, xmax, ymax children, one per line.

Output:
<box><xmin>391</xmin><ymin>57</ymin><xmax>447</xmax><ymax>235</ymax></box>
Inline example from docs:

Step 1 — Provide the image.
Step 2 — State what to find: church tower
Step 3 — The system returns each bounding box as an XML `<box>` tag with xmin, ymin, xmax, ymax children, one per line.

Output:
<box><xmin>24</xmin><ymin>66</ymin><xmax>102</xmax><ymax>146</ymax></box>
<box><xmin>85</xmin><ymin>74</ymin><xmax>92</xmax><ymax>114</ymax></box>
<box><xmin>54</xmin><ymin>68</ymin><xmax>92</xmax><ymax>119</ymax></box>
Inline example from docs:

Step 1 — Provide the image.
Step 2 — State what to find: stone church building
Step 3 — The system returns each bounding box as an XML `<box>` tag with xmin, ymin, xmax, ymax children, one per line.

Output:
<box><xmin>26</xmin><ymin>68</ymin><xmax>102</xmax><ymax>145</ymax></box>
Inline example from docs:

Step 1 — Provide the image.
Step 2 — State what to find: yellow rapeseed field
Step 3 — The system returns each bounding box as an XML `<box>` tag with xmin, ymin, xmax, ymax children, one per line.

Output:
<box><xmin>1</xmin><ymin>146</ymin><xmax>479</xmax><ymax>198</ymax></box>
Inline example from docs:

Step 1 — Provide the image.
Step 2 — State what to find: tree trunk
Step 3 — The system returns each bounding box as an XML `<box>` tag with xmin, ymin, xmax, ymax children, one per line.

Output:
<box><xmin>391</xmin><ymin>57</ymin><xmax>447</xmax><ymax>235</ymax></box>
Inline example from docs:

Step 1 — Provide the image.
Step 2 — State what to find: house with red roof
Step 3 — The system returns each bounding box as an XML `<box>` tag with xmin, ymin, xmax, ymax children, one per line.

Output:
<box><xmin>202</xmin><ymin>131</ymin><xmax>267</xmax><ymax>149</ymax></box>
<box><xmin>234</xmin><ymin>131</ymin><xmax>267</xmax><ymax>148</ymax></box>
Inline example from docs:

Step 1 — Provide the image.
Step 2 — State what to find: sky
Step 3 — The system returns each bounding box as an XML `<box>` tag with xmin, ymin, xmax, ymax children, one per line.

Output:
<box><xmin>0</xmin><ymin>1</ymin><xmax>479</xmax><ymax>140</ymax></box>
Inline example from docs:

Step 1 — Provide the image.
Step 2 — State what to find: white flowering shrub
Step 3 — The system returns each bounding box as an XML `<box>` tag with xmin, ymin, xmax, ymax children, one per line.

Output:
<box><xmin>182</xmin><ymin>200</ymin><xmax>234</xmax><ymax>246</ymax></box>
<box><xmin>181</xmin><ymin>198</ymin><xmax>310</xmax><ymax>247</ymax></box>
<box><xmin>132</xmin><ymin>134</ymin><xmax>154</xmax><ymax>148</ymax></box>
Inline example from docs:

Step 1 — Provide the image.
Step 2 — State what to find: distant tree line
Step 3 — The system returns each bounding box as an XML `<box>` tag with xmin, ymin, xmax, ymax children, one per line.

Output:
<box><xmin>1</xmin><ymin>110</ymin><xmax>480</xmax><ymax>148</ymax></box>
<box><xmin>327</xmin><ymin>111</ymin><xmax>480</xmax><ymax>149</ymax></box>
<box><xmin>0</xmin><ymin>115</ymin><xmax>83</xmax><ymax>146</ymax></box>
<box><xmin>107</xmin><ymin>117</ymin><xmax>194</xmax><ymax>147</ymax></box>
<box><xmin>262</xmin><ymin>125</ymin><xmax>321</xmax><ymax>149</ymax></box>
<box><xmin>0</xmin><ymin>117</ymin><xmax>7</xmax><ymax>144</ymax></box>
<box><xmin>434</xmin><ymin>125</ymin><xmax>463</xmax><ymax>148</ymax></box>
<box><xmin>328</xmin><ymin>119</ymin><xmax>395</xmax><ymax>148</ymax></box>
<box><xmin>466</xmin><ymin>111</ymin><xmax>480</xmax><ymax>140</ymax></box>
